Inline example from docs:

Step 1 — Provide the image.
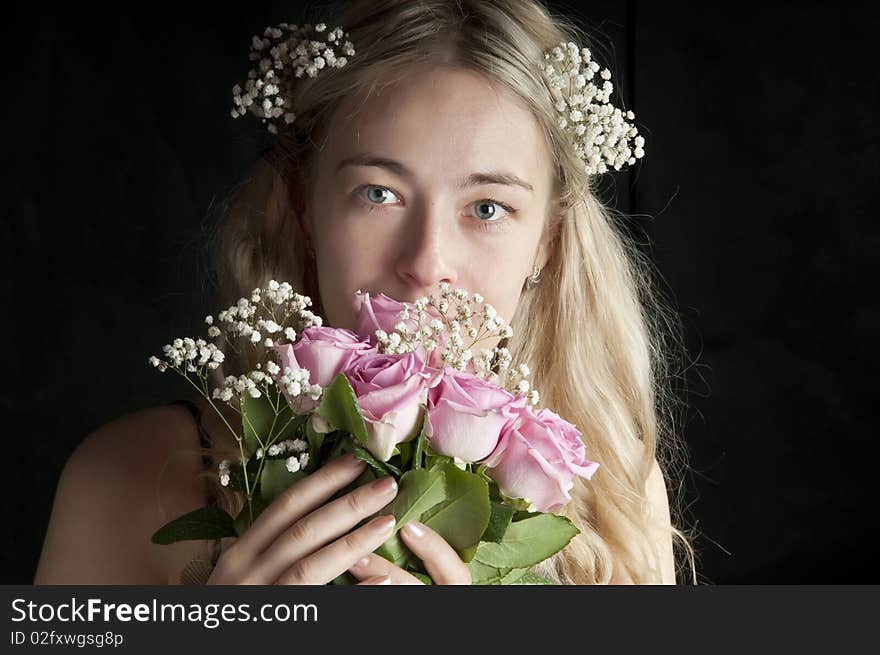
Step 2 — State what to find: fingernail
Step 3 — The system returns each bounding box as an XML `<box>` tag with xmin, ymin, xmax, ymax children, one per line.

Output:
<box><xmin>372</xmin><ymin>515</ymin><xmax>396</xmax><ymax>534</ymax></box>
<box><xmin>403</xmin><ymin>521</ymin><xmax>425</xmax><ymax>538</ymax></box>
<box><xmin>343</xmin><ymin>453</ymin><xmax>365</xmax><ymax>468</ymax></box>
<box><xmin>354</xmin><ymin>556</ymin><xmax>371</xmax><ymax>568</ymax></box>
<box><xmin>368</xmin><ymin>575</ymin><xmax>391</xmax><ymax>585</ymax></box>
<box><xmin>371</xmin><ymin>476</ymin><xmax>398</xmax><ymax>494</ymax></box>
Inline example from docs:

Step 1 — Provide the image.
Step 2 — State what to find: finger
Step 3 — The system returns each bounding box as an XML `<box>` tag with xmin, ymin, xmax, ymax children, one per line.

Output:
<box><xmin>275</xmin><ymin>514</ymin><xmax>397</xmax><ymax>585</ymax></box>
<box><xmin>237</xmin><ymin>453</ymin><xmax>367</xmax><ymax>558</ymax></box>
<box><xmin>357</xmin><ymin>575</ymin><xmax>391</xmax><ymax>585</ymax></box>
<box><xmin>399</xmin><ymin>521</ymin><xmax>472</xmax><ymax>585</ymax></box>
<box><xmin>253</xmin><ymin>475</ymin><xmax>398</xmax><ymax>583</ymax></box>
<box><xmin>348</xmin><ymin>553</ymin><xmax>425</xmax><ymax>585</ymax></box>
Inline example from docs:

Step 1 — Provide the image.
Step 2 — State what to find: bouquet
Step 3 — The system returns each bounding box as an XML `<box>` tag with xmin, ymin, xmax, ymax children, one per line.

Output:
<box><xmin>148</xmin><ymin>280</ymin><xmax>600</xmax><ymax>584</ymax></box>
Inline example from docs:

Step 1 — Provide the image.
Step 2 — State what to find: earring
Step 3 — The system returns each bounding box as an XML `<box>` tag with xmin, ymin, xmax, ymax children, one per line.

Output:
<box><xmin>526</xmin><ymin>265</ymin><xmax>542</xmax><ymax>289</ymax></box>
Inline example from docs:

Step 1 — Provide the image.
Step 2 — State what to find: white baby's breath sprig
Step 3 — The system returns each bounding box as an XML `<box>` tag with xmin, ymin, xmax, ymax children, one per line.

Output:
<box><xmin>229</xmin><ymin>27</ymin><xmax>645</xmax><ymax>177</ymax></box>
<box><xmin>150</xmin><ymin>279</ymin><xmax>329</xmax><ymax>519</ymax></box>
<box><xmin>149</xmin><ymin>279</ymin><xmax>325</xmax><ymax>436</ymax></box>
<box><xmin>267</xmin><ymin>438</ymin><xmax>308</xmax><ymax>457</ymax></box>
<box><xmin>285</xmin><ymin>451</ymin><xmax>310</xmax><ymax>473</ymax></box>
<box><xmin>276</xmin><ymin>365</ymin><xmax>323</xmax><ymax>411</ymax></box>
<box><xmin>542</xmin><ymin>41</ymin><xmax>645</xmax><ymax>175</ymax></box>
<box><xmin>231</xmin><ymin>22</ymin><xmax>355</xmax><ymax>134</ymax></box>
<box><xmin>203</xmin><ymin>360</ymin><xmax>319</xmax><ymax>485</ymax></box>
<box><xmin>218</xmin><ymin>459</ymin><xmax>232</xmax><ymax>487</ymax></box>
<box><xmin>212</xmin><ymin>280</ymin><xmax>321</xmax><ymax>357</ymax></box>
<box><xmin>206</xmin><ymin>359</ymin><xmax>321</xmax><ymax>416</ymax></box>
<box><xmin>373</xmin><ymin>283</ymin><xmax>540</xmax><ymax>406</ymax></box>
<box><xmin>148</xmin><ymin>338</ymin><xmax>227</xmax><ymax>414</ymax></box>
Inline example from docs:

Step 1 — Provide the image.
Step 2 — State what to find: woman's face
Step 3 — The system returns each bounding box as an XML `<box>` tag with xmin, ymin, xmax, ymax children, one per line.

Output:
<box><xmin>304</xmin><ymin>64</ymin><xmax>556</xmax><ymax>333</ymax></box>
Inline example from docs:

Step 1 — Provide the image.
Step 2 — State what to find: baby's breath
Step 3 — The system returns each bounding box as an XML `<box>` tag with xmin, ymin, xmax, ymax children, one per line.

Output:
<box><xmin>218</xmin><ymin>459</ymin><xmax>231</xmax><ymax>487</ymax></box>
<box><xmin>543</xmin><ymin>41</ymin><xmax>645</xmax><ymax>175</ymax></box>
<box><xmin>231</xmin><ymin>22</ymin><xmax>355</xmax><ymax>134</ymax></box>
<box><xmin>149</xmin><ymin>279</ymin><xmax>324</xmax><ymax>419</ymax></box>
<box><xmin>373</xmin><ymin>283</ymin><xmax>540</xmax><ymax>405</ymax></box>
<box><xmin>151</xmin><ymin>280</ymin><xmax>334</xmax><ymax>521</ymax></box>
<box><xmin>230</xmin><ymin>24</ymin><xmax>645</xmax><ymax>178</ymax></box>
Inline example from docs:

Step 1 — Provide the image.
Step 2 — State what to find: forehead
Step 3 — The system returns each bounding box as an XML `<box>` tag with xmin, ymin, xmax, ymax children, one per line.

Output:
<box><xmin>320</xmin><ymin>65</ymin><xmax>553</xmax><ymax>192</ymax></box>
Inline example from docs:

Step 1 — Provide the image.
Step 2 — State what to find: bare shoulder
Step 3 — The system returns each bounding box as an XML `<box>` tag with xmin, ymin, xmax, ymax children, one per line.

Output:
<box><xmin>34</xmin><ymin>404</ymin><xmax>209</xmax><ymax>584</ymax></box>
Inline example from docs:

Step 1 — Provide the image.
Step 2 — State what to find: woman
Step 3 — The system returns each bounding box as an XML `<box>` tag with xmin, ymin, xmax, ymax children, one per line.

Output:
<box><xmin>34</xmin><ymin>0</ymin><xmax>697</xmax><ymax>585</ymax></box>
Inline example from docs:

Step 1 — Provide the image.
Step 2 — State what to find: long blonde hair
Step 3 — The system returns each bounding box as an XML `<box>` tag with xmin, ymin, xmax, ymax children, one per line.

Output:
<box><xmin>201</xmin><ymin>0</ymin><xmax>699</xmax><ymax>584</ymax></box>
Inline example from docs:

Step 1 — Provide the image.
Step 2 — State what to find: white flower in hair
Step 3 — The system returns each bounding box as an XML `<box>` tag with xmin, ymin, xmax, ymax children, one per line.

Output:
<box><xmin>231</xmin><ymin>22</ymin><xmax>355</xmax><ymax>134</ymax></box>
<box><xmin>542</xmin><ymin>41</ymin><xmax>645</xmax><ymax>175</ymax></box>
<box><xmin>230</xmin><ymin>26</ymin><xmax>641</xmax><ymax>177</ymax></box>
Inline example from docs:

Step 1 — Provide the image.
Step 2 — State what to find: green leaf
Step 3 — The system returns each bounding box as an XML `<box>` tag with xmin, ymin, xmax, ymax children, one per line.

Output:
<box><xmin>412</xmin><ymin>412</ymin><xmax>428</xmax><ymax>470</ymax></box>
<box><xmin>352</xmin><ymin>442</ymin><xmax>402</xmax><ymax>477</ymax></box>
<box><xmin>510</xmin><ymin>571</ymin><xmax>554</xmax><ymax>585</ymax></box>
<box><xmin>151</xmin><ymin>506</ymin><xmax>236</xmax><ymax>544</ymax></box>
<box><xmin>374</xmin><ymin>534</ymin><xmax>408</xmax><ymax>566</ymax></box>
<box><xmin>421</xmin><ymin>464</ymin><xmax>490</xmax><ymax>553</ymax></box>
<box><xmin>240</xmin><ymin>386</ymin><xmax>300</xmax><ymax>454</ymax></box>
<box><xmin>467</xmin><ymin>556</ymin><xmax>513</xmax><ymax>585</ymax></box>
<box><xmin>233</xmin><ymin>494</ymin><xmax>270</xmax><ymax>536</ymax></box>
<box><xmin>458</xmin><ymin>543</ymin><xmax>479</xmax><ymax>563</ymax></box>
<box><xmin>318</xmin><ymin>373</ymin><xmax>369</xmax><ymax>446</ymax></box>
<box><xmin>240</xmin><ymin>393</ymin><xmax>268</xmax><ymax>454</ymax></box>
<box><xmin>424</xmin><ymin>453</ymin><xmax>454</xmax><ymax>471</ymax></box>
<box><xmin>304</xmin><ymin>417</ymin><xmax>325</xmax><ymax>474</ymax></box>
<box><xmin>481</xmin><ymin>501</ymin><xmax>516</xmax><ymax>543</ymax></box>
<box><xmin>466</xmin><ymin>553</ymin><xmax>543</xmax><ymax>585</ymax></box>
<box><xmin>499</xmin><ymin>568</ymin><xmax>530</xmax><ymax>584</ymax></box>
<box><xmin>388</xmin><ymin>468</ymin><xmax>447</xmax><ymax>527</ymax></box>
<box><xmin>326</xmin><ymin>431</ymin><xmax>351</xmax><ymax>462</ymax></box>
<box><xmin>376</xmin><ymin>468</ymin><xmax>447</xmax><ymax>565</ymax></box>
<box><xmin>260</xmin><ymin>459</ymin><xmax>307</xmax><ymax>503</ymax></box>
<box><xmin>409</xmin><ymin>572</ymin><xmax>434</xmax><ymax>585</ymax></box>
<box><xmin>395</xmin><ymin>440</ymin><xmax>412</xmax><ymax>469</ymax></box>
<box><xmin>470</xmin><ymin>513</ymin><xmax>580</xmax><ymax>570</ymax></box>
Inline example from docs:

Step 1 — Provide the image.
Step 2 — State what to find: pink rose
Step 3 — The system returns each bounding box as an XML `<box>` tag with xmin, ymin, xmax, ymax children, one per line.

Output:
<box><xmin>353</xmin><ymin>291</ymin><xmax>415</xmax><ymax>346</ymax></box>
<box><xmin>275</xmin><ymin>326</ymin><xmax>375</xmax><ymax>388</ymax></box>
<box><xmin>425</xmin><ymin>368</ymin><xmax>525</xmax><ymax>463</ymax></box>
<box><xmin>352</xmin><ymin>290</ymin><xmax>448</xmax><ymax>368</ymax></box>
<box><xmin>482</xmin><ymin>405</ymin><xmax>600</xmax><ymax>513</ymax></box>
<box><xmin>343</xmin><ymin>352</ymin><xmax>439</xmax><ymax>462</ymax></box>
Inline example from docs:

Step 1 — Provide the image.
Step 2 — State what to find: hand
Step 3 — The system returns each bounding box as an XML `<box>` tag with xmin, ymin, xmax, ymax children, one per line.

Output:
<box><xmin>206</xmin><ymin>452</ymin><xmax>400</xmax><ymax>585</ymax></box>
<box><xmin>347</xmin><ymin>520</ymin><xmax>473</xmax><ymax>585</ymax></box>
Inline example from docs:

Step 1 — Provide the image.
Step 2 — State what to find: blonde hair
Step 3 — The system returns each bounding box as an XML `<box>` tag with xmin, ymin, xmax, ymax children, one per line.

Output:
<box><xmin>198</xmin><ymin>0</ymin><xmax>699</xmax><ymax>584</ymax></box>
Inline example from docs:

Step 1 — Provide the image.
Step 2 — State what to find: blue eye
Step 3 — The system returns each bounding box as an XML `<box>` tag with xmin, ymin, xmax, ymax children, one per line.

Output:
<box><xmin>361</xmin><ymin>185</ymin><xmax>398</xmax><ymax>205</ymax></box>
<box><xmin>354</xmin><ymin>184</ymin><xmax>516</xmax><ymax>232</ymax></box>
<box><xmin>472</xmin><ymin>199</ymin><xmax>514</xmax><ymax>222</ymax></box>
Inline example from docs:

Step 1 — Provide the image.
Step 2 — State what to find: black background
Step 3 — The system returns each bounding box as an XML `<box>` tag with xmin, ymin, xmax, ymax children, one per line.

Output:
<box><xmin>3</xmin><ymin>1</ymin><xmax>878</xmax><ymax>584</ymax></box>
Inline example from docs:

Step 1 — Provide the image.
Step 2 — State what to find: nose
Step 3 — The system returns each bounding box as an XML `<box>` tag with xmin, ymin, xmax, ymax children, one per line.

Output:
<box><xmin>394</xmin><ymin>200</ymin><xmax>458</xmax><ymax>296</ymax></box>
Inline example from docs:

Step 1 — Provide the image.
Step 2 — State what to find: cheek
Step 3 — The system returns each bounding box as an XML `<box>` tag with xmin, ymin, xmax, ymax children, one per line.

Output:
<box><xmin>472</xmin><ymin>278</ymin><xmax>522</xmax><ymax>325</ymax></box>
<box><xmin>460</xmin><ymin>273</ymin><xmax>521</xmax><ymax>333</ymax></box>
<box><xmin>464</xmin><ymin>240</ymin><xmax>536</xmax><ymax>315</ymax></box>
<box><xmin>315</xmin><ymin>193</ymin><xmax>400</xmax><ymax>260</ymax></box>
<box><xmin>313</xmin><ymin>220</ymin><xmax>391</xmax><ymax>331</ymax></box>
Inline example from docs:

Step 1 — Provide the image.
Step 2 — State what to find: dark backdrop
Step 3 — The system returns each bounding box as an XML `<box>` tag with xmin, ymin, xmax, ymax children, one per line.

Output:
<box><xmin>4</xmin><ymin>1</ymin><xmax>878</xmax><ymax>584</ymax></box>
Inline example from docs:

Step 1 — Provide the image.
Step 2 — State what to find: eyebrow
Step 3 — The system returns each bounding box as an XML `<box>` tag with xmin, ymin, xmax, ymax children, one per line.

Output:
<box><xmin>335</xmin><ymin>153</ymin><xmax>534</xmax><ymax>193</ymax></box>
